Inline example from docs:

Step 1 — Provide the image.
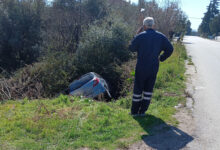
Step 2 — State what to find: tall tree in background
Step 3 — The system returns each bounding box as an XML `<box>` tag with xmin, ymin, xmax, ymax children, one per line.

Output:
<box><xmin>210</xmin><ymin>0</ymin><xmax>219</xmax><ymax>17</ymax></box>
<box><xmin>186</xmin><ymin>20</ymin><xmax>192</xmax><ymax>35</ymax></box>
<box><xmin>210</xmin><ymin>0</ymin><xmax>220</xmax><ymax>35</ymax></box>
<box><xmin>210</xmin><ymin>14</ymin><xmax>220</xmax><ymax>35</ymax></box>
<box><xmin>199</xmin><ymin>0</ymin><xmax>219</xmax><ymax>36</ymax></box>
<box><xmin>199</xmin><ymin>3</ymin><xmax>212</xmax><ymax>36</ymax></box>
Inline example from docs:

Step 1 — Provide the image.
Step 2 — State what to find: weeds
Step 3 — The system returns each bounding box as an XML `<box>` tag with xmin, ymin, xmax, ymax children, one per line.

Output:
<box><xmin>187</xmin><ymin>56</ymin><xmax>194</xmax><ymax>65</ymax></box>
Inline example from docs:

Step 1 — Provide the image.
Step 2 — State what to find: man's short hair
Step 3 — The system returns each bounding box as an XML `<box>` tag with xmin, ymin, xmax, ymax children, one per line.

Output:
<box><xmin>143</xmin><ymin>17</ymin><xmax>155</xmax><ymax>27</ymax></box>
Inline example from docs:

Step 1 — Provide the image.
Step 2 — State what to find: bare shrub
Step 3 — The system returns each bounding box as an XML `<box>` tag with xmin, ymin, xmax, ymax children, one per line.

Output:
<box><xmin>139</xmin><ymin>0</ymin><xmax>187</xmax><ymax>37</ymax></box>
<box><xmin>0</xmin><ymin>65</ymin><xmax>43</xmax><ymax>101</ymax></box>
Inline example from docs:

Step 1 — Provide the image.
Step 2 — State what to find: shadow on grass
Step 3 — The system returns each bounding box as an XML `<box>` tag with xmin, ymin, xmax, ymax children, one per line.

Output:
<box><xmin>133</xmin><ymin>115</ymin><xmax>194</xmax><ymax>150</ymax></box>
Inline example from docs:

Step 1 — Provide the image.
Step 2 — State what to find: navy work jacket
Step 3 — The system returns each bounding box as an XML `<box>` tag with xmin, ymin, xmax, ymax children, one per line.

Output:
<box><xmin>129</xmin><ymin>29</ymin><xmax>173</xmax><ymax>76</ymax></box>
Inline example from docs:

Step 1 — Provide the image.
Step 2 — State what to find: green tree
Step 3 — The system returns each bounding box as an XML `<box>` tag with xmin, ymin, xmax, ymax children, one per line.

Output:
<box><xmin>199</xmin><ymin>0</ymin><xmax>219</xmax><ymax>36</ymax></box>
<box><xmin>174</xmin><ymin>12</ymin><xmax>188</xmax><ymax>36</ymax></box>
<box><xmin>0</xmin><ymin>0</ymin><xmax>45</xmax><ymax>73</ymax></box>
<box><xmin>210</xmin><ymin>0</ymin><xmax>219</xmax><ymax>17</ymax></box>
<box><xmin>186</xmin><ymin>20</ymin><xmax>192</xmax><ymax>35</ymax></box>
<box><xmin>210</xmin><ymin>14</ymin><xmax>220</xmax><ymax>35</ymax></box>
<box><xmin>199</xmin><ymin>3</ymin><xmax>212</xmax><ymax>36</ymax></box>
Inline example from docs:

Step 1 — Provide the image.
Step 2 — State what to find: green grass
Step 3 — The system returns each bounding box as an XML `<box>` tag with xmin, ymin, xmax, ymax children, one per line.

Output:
<box><xmin>0</xmin><ymin>44</ymin><xmax>187</xmax><ymax>150</ymax></box>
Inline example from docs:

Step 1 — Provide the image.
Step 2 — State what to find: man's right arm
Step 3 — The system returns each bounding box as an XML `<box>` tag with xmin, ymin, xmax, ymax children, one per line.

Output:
<box><xmin>159</xmin><ymin>36</ymin><xmax>174</xmax><ymax>62</ymax></box>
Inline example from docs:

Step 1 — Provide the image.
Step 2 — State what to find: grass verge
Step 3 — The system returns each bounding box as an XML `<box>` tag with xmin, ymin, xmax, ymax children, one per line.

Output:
<box><xmin>0</xmin><ymin>43</ymin><xmax>187</xmax><ymax>150</ymax></box>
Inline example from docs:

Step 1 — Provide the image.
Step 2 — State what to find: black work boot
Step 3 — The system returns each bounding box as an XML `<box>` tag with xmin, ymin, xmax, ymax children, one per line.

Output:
<box><xmin>139</xmin><ymin>100</ymin><xmax>151</xmax><ymax>115</ymax></box>
<box><xmin>131</xmin><ymin>101</ymin><xmax>141</xmax><ymax>115</ymax></box>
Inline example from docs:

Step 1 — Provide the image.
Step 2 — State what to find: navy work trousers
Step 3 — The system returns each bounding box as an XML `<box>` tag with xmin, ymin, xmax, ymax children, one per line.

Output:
<box><xmin>131</xmin><ymin>70</ymin><xmax>157</xmax><ymax>115</ymax></box>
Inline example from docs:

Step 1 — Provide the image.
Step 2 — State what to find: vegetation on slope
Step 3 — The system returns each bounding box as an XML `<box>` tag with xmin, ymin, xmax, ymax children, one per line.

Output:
<box><xmin>1</xmin><ymin>0</ymin><xmax>191</xmax><ymax>101</ymax></box>
<box><xmin>0</xmin><ymin>44</ymin><xmax>187</xmax><ymax>150</ymax></box>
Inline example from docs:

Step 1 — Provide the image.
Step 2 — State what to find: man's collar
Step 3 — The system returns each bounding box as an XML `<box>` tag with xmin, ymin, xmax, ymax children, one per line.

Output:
<box><xmin>145</xmin><ymin>28</ymin><xmax>155</xmax><ymax>31</ymax></box>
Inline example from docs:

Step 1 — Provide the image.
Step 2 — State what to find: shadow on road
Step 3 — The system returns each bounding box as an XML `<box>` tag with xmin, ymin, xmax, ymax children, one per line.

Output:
<box><xmin>133</xmin><ymin>115</ymin><xmax>194</xmax><ymax>150</ymax></box>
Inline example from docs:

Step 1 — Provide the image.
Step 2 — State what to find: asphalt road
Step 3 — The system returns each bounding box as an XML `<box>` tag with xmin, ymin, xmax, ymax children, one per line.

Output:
<box><xmin>184</xmin><ymin>36</ymin><xmax>220</xmax><ymax>150</ymax></box>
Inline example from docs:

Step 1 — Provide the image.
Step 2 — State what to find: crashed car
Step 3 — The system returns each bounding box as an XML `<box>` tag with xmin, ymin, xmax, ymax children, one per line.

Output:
<box><xmin>68</xmin><ymin>72</ymin><xmax>111</xmax><ymax>98</ymax></box>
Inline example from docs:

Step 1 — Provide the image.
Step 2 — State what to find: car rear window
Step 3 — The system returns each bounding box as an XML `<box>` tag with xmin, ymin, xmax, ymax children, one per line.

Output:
<box><xmin>69</xmin><ymin>73</ymin><xmax>94</xmax><ymax>91</ymax></box>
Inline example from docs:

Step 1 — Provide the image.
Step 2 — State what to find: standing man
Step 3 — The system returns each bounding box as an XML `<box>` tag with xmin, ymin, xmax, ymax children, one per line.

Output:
<box><xmin>129</xmin><ymin>17</ymin><xmax>173</xmax><ymax>116</ymax></box>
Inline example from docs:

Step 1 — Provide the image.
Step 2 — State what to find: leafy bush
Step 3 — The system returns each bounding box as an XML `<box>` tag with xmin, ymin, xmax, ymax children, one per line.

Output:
<box><xmin>36</xmin><ymin>52</ymin><xmax>77</xmax><ymax>97</ymax></box>
<box><xmin>75</xmin><ymin>16</ymin><xmax>132</xmax><ymax>98</ymax></box>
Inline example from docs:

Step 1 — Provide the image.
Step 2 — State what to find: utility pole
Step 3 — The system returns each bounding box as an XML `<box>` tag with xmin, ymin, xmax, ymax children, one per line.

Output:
<box><xmin>138</xmin><ymin>0</ymin><xmax>145</xmax><ymax>27</ymax></box>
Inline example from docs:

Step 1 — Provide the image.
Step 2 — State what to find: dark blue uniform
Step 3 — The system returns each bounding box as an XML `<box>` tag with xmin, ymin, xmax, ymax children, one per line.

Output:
<box><xmin>129</xmin><ymin>29</ymin><xmax>173</xmax><ymax>115</ymax></box>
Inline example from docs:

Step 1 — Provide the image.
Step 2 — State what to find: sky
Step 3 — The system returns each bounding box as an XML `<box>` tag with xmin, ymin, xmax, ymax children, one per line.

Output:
<box><xmin>129</xmin><ymin>0</ymin><xmax>211</xmax><ymax>31</ymax></box>
<box><xmin>180</xmin><ymin>0</ymin><xmax>210</xmax><ymax>31</ymax></box>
